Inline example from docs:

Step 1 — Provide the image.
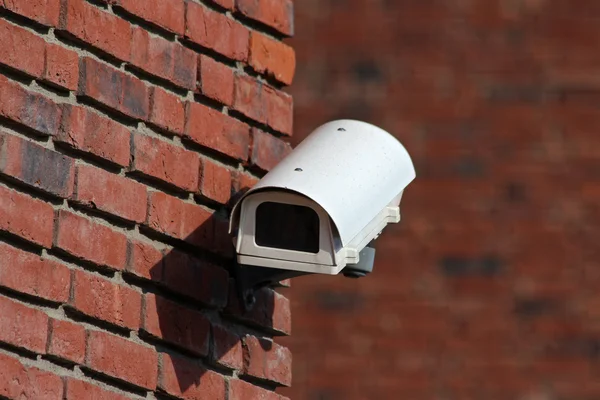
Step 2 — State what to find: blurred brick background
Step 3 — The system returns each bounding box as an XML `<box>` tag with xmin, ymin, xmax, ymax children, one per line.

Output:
<box><xmin>280</xmin><ymin>1</ymin><xmax>600</xmax><ymax>399</ymax></box>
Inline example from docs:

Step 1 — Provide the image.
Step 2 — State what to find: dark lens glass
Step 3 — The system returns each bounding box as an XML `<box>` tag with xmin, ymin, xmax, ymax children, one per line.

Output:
<box><xmin>255</xmin><ymin>202</ymin><xmax>320</xmax><ymax>253</ymax></box>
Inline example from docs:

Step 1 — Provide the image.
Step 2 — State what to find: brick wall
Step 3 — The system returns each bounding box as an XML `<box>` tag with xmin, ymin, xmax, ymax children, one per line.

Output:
<box><xmin>0</xmin><ymin>0</ymin><xmax>294</xmax><ymax>398</ymax></box>
<box><xmin>282</xmin><ymin>1</ymin><xmax>600</xmax><ymax>399</ymax></box>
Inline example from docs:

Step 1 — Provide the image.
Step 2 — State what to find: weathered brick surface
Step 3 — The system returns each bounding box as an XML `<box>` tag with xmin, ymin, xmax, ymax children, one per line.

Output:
<box><xmin>75</xmin><ymin>164</ymin><xmax>146</xmax><ymax>223</ymax></box>
<box><xmin>185</xmin><ymin>102</ymin><xmax>250</xmax><ymax>160</ymax></box>
<box><xmin>70</xmin><ymin>270</ymin><xmax>142</xmax><ymax>329</ymax></box>
<box><xmin>243</xmin><ymin>335</ymin><xmax>292</xmax><ymax>386</ymax></box>
<box><xmin>58</xmin><ymin>105</ymin><xmax>131</xmax><ymax>167</ymax></box>
<box><xmin>159</xmin><ymin>352</ymin><xmax>226</xmax><ymax>400</ymax></box>
<box><xmin>86</xmin><ymin>330</ymin><xmax>158</xmax><ymax>389</ymax></box>
<box><xmin>47</xmin><ymin>319</ymin><xmax>86</xmax><ymax>364</ymax></box>
<box><xmin>131</xmin><ymin>133</ymin><xmax>199</xmax><ymax>191</ymax></box>
<box><xmin>0</xmin><ymin>243</ymin><xmax>70</xmax><ymax>302</ymax></box>
<box><xmin>0</xmin><ymin>76</ymin><xmax>63</xmax><ymax>137</ymax></box>
<box><xmin>55</xmin><ymin>211</ymin><xmax>128</xmax><ymax>270</ymax></box>
<box><xmin>0</xmin><ymin>0</ymin><xmax>294</xmax><ymax>397</ymax></box>
<box><xmin>0</xmin><ymin>132</ymin><xmax>74</xmax><ymax>197</ymax></box>
<box><xmin>235</xmin><ymin>0</ymin><xmax>294</xmax><ymax>36</ymax></box>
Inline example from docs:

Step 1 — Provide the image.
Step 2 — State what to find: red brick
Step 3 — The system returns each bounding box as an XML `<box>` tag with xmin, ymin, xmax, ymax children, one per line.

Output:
<box><xmin>130</xmin><ymin>27</ymin><xmax>197</xmax><ymax>90</ymax></box>
<box><xmin>0</xmin><ymin>19</ymin><xmax>45</xmax><ymax>78</ymax></box>
<box><xmin>250</xmin><ymin>128</ymin><xmax>291</xmax><ymax>172</ymax></box>
<box><xmin>0</xmin><ymin>0</ymin><xmax>61</xmax><ymax>27</ymax></box>
<box><xmin>131</xmin><ymin>134</ymin><xmax>199</xmax><ymax>192</ymax></box>
<box><xmin>0</xmin><ymin>295</ymin><xmax>48</xmax><ymax>353</ymax></box>
<box><xmin>243</xmin><ymin>336</ymin><xmax>292</xmax><ymax>386</ymax></box>
<box><xmin>126</xmin><ymin>239</ymin><xmax>163</xmax><ymax>281</ymax></box>
<box><xmin>226</xmin><ymin>286</ymin><xmax>291</xmax><ymax>335</ymax></box>
<box><xmin>47</xmin><ymin>319</ymin><xmax>86</xmax><ymax>364</ymax></box>
<box><xmin>263</xmin><ymin>85</ymin><xmax>293</xmax><ymax>136</ymax></box>
<box><xmin>0</xmin><ymin>243</ymin><xmax>69</xmax><ymax>302</ymax></box>
<box><xmin>185</xmin><ymin>2</ymin><xmax>249</xmax><ymax>61</ymax></box>
<box><xmin>249</xmin><ymin>32</ymin><xmax>295</xmax><ymax>85</ymax></box>
<box><xmin>60</xmin><ymin>0</ymin><xmax>131</xmax><ymax>61</ymax></box>
<box><xmin>199</xmin><ymin>158</ymin><xmax>232</xmax><ymax>204</ymax></box>
<box><xmin>198</xmin><ymin>55</ymin><xmax>234</xmax><ymax>106</ymax></box>
<box><xmin>58</xmin><ymin>105</ymin><xmax>131</xmax><ymax>167</ymax></box>
<box><xmin>64</xmin><ymin>379</ymin><xmax>131</xmax><ymax>400</ymax></box>
<box><xmin>0</xmin><ymin>353</ymin><xmax>63</xmax><ymax>400</ymax></box>
<box><xmin>149</xmin><ymin>86</ymin><xmax>186</xmax><ymax>135</ymax></box>
<box><xmin>212</xmin><ymin>215</ymin><xmax>234</xmax><ymax>258</ymax></box>
<box><xmin>0</xmin><ymin>185</ymin><xmax>54</xmax><ymax>247</ymax></box>
<box><xmin>185</xmin><ymin>102</ymin><xmax>250</xmax><ymax>160</ymax></box>
<box><xmin>75</xmin><ymin>164</ymin><xmax>146</xmax><ymax>223</ymax></box>
<box><xmin>78</xmin><ymin>57</ymin><xmax>149</xmax><ymax>120</ymax></box>
<box><xmin>70</xmin><ymin>270</ymin><xmax>141</xmax><ymax>329</ymax></box>
<box><xmin>86</xmin><ymin>330</ymin><xmax>158</xmax><ymax>389</ymax></box>
<box><xmin>233</xmin><ymin>171</ymin><xmax>258</xmax><ymax>194</ymax></box>
<box><xmin>0</xmin><ymin>133</ymin><xmax>74</xmax><ymax>197</ymax></box>
<box><xmin>159</xmin><ymin>352</ymin><xmax>226</xmax><ymax>400</ymax></box>
<box><xmin>43</xmin><ymin>43</ymin><xmax>79</xmax><ymax>91</ymax></box>
<box><xmin>229</xmin><ymin>379</ymin><xmax>283</xmax><ymax>400</ymax></box>
<box><xmin>235</xmin><ymin>0</ymin><xmax>294</xmax><ymax>36</ymax></box>
<box><xmin>146</xmin><ymin>191</ymin><xmax>213</xmax><ymax>248</ymax></box>
<box><xmin>162</xmin><ymin>249</ymin><xmax>229</xmax><ymax>307</ymax></box>
<box><xmin>142</xmin><ymin>293</ymin><xmax>210</xmax><ymax>356</ymax></box>
<box><xmin>0</xmin><ymin>76</ymin><xmax>63</xmax><ymax>137</ymax></box>
<box><xmin>55</xmin><ymin>210</ymin><xmax>128</xmax><ymax>270</ymax></box>
<box><xmin>233</xmin><ymin>73</ymin><xmax>264</xmax><ymax>123</ymax></box>
<box><xmin>212</xmin><ymin>324</ymin><xmax>243</xmax><ymax>370</ymax></box>
<box><xmin>115</xmin><ymin>0</ymin><xmax>184</xmax><ymax>35</ymax></box>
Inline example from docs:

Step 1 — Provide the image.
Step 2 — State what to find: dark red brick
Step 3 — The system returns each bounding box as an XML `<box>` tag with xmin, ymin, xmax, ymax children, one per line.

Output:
<box><xmin>249</xmin><ymin>32</ymin><xmax>295</xmax><ymax>85</ymax></box>
<box><xmin>250</xmin><ymin>128</ymin><xmax>291</xmax><ymax>172</ymax></box>
<box><xmin>0</xmin><ymin>0</ymin><xmax>61</xmax><ymax>27</ymax></box>
<box><xmin>199</xmin><ymin>158</ymin><xmax>233</xmax><ymax>204</ymax></box>
<box><xmin>0</xmin><ymin>185</ymin><xmax>54</xmax><ymax>247</ymax></box>
<box><xmin>0</xmin><ymin>132</ymin><xmax>74</xmax><ymax>197</ymax></box>
<box><xmin>126</xmin><ymin>239</ymin><xmax>163</xmax><ymax>281</ymax></box>
<box><xmin>162</xmin><ymin>249</ymin><xmax>229</xmax><ymax>307</ymax></box>
<box><xmin>146</xmin><ymin>191</ymin><xmax>213</xmax><ymax>248</ymax></box>
<box><xmin>243</xmin><ymin>335</ymin><xmax>291</xmax><ymax>386</ymax></box>
<box><xmin>115</xmin><ymin>0</ymin><xmax>185</xmax><ymax>35</ymax></box>
<box><xmin>64</xmin><ymin>379</ymin><xmax>131</xmax><ymax>400</ymax></box>
<box><xmin>226</xmin><ymin>285</ymin><xmax>291</xmax><ymax>335</ymax></box>
<box><xmin>149</xmin><ymin>86</ymin><xmax>186</xmax><ymax>135</ymax></box>
<box><xmin>229</xmin><ymin>379</ymin><xmax>283</xmax><ymax>400</ymax></box>
<box><xmin>47</xmin><ymin>319</ymin><xmax>86</xmax><ymax>364</ymax></box>
<box><xmin>0</xmin><ymin>295</ymin><xmax>48</xmax><ymax>353</ymax></box>
<box><xmin>235</xmin><ymin>0</ymin><xmax>294</xmax><ymax>36</ymax></box>
<box><xmin>54</xmin><ymin>210</ymin><xmax>128</xmax><ymax>270</ymax></box>
<box><xmin>0</xmin><ymin>18</ymin><xmax>45</xmax><ymax>78</ymax></box>
<box><xmin>70</xmin><ymin>270</ymin><xmax>141</xmax><ymax>329</ymax></box>
<box><xmin>0</xmin><ymin>353</ymin><xmax>63</xmax><ymax>399</ymax></box>
<box><xmin>159</xmin><ymin>352</ymin><xmax>226</xmax><ymax>400</ymax></box>
<box><xmin>0</xmin><ymin>243</ymin><xmax>69</xmax><ymax>302</ymax></box>
<box><xmin>58</xmin><ymin>105</ymin><xmax>131</xmax><ymax>167</ymax></box>
<box><xmin>185</xmin><ymin>2</ymin><xmax>249</xmax><ymax>61</ymax></box>
<box><xmin>130</xmin><ymin>26</ymin><xmax>197</xmax><ymax>90</ymax></box>
<box><xmin>263</xmin><ymin>85</ymin><xmax>293</xmax><ymax>136</ymax></box>
<box><xmin>212</xmin><ymin>324</ymin><xmax>243</xmax><ymax>370</ymax></box>
<box><xmin>60</xmin><ymin>0</ymin><xmax>132</xmax><ymax>61</ymax></box>
<box><xmin>185</xmin><ymin>101</ymin><xmax>250</xmax><ymax>160</ymax></box>
<box><xmin>86</xmin><ymin>330</ymin><xmax>158</xmax><ymax>389</ymax></box>
<box><xmin>233</xmin><ymin>73</ymin><xmax>264</xmax><ymax>123</ymax></box>
<box><xmin>131</xmin><ymin>133</ymin><xmax>199</xmax><ymax>192</ymax></box>
<box><xmin>0</xmin><ymin>75</ymin><xmax>63</xmax><ymax>137</ymax></box>
<box><xmin>198</xmin><ymin>55</ymin><xmax>234</xmax><ymax>106</ymax></box>
<box><xmin>78</xmin><ymin>57</ymin><xmax>149</xmax><ymax>120</ymax></box>
<box><xmin>142</xmin><ymin>293</ymin><xmax>210</xmax><ymax>356</ymax></box>
<box><xmin>43</xmin><ymin>43</ymin><xmax>79</xmax><ymax>91</ymax></box>
<box><xmin>75</xmin><ymin>164</ymin><xmax>147</xmax><ymax>223</ymax></box>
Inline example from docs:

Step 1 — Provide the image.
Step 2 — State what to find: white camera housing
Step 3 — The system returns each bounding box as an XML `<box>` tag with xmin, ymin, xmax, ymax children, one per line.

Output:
<box><xmin>229</xmin><ymin>120</ymin><xmax>416</xmax><ymax>276</ymax></box>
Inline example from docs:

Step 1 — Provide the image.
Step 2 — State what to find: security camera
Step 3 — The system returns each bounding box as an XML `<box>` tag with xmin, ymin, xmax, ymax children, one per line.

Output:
<box><xmin>229</xmin><ymin>120</ymin><xmax>415</xmax><ymax>308</ymax></box>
